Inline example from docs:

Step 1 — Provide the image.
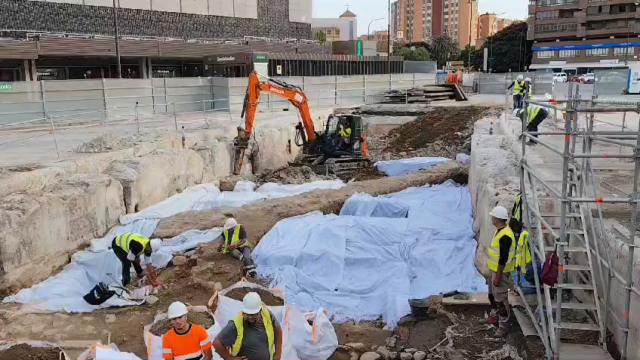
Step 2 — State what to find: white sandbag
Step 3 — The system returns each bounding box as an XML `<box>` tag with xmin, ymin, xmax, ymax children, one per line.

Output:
<box><xmin>234</xmin><ymin>181</ymin><xmax>257</xmax><ymax>192</ymax></box>
<box><xmin>0</xmin><ymin>340</ymin><xmax>71</xmax><ymax>359</ymax></box>
<box><xmin>456</xmin><ymin>153</ymin><xmax>470</xmax><ymax>164</ymax></box>
<box><xmin>285</xmin><ymin>307</ymin><xmax>338</xmax><ymax>360</ymax></box>
<box><xmin>77</xmin><ymin>343</ymin><xmax>142</xmax><ymax>360</ymax></box>
<box><xmin>144</xmin><ymin>306</ymin><xmax>214</xmax><ymax>360</ymax></box>
<box><xmin>374</xmin><ymin>157</ymin><xmax>450</xmax><ymax>176</ymax></box>
<box><xmin>339</xmin><ymin>193</ymin><xmax>409</xmax><ymax>218</ymax></box>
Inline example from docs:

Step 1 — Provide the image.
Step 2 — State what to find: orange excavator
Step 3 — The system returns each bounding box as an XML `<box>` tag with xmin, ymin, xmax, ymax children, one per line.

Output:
<box><xmin>233</xmin><ymin>71</ymin><xmax>370</xmax><ymax>175</ymax></box>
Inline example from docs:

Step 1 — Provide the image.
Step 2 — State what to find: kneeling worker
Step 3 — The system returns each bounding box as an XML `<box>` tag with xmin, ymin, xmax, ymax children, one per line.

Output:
<box><xmin>486</xmin><ymin>206</ymin><xmax>516</xmax><ymax>337</ymax></box>
<box><xmin>514</xmin><ymin>105</ymin><xmax>549</xmax><ymax>145</ymax></box>
<box><xmin>216</xmin><ymin>218</ymin><xmax>257</xmax><ymax>277</ymax></box>
<box><xmin>213</xmin><ymin>292</ymin><xmax>283</xmax><ymax>360</ymax></box>
<box><xmin>112</xmin><ymin>232</ymin><xmax>162</xmax><ymax>287</ymax></box>
<box><xmin>162</xmin><ymin>301</ymin><xmax>213</xmax><ymax>360</ymax></box>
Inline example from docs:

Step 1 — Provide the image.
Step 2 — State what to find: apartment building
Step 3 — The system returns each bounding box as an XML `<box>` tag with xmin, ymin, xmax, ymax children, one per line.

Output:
<box><xmin>393</xmin><ymin>0</ymin><xmax>476</xmax><ymax>48</ymax></box>
<box><xmin>359</xmin><ymin>31</ymin><xmax>390</xmax><ymax>41</ymax></box>
<box><xmin>528</xmin><ymin>0</ymin><xmax>639</xmax><ymax>71</ymax></box>
<box><xmin>476</xmin><ymin>13</ymin><xmax>514</xmax><ymax>45</ymax></box>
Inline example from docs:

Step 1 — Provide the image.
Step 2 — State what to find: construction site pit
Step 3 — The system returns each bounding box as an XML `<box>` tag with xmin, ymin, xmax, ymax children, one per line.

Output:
<box><xmin>0</xmin><ymin>101</ymin><xmax>549</xmax><ymax>360</ymax></box>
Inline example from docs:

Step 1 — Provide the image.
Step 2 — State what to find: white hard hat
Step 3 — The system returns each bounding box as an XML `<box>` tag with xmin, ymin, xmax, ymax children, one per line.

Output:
<box><xmin>224</xmin><ymin>218</ymin><xmax>238</xmax><ymax>230</ymax></box>
<box><xmin>490</xmin><ymin>206</ymin><xmax>509</xmax><ymax>220</ymax></box>
<box><xmin>168</xmin><ymin>301</ymin><xmax>188</xmax><ymax>319</ymax></box>
<box><xmin>150</xmin><ymin>239</ymin><xmax>162</xmax><ymax>253</ymax></box>
<box><xmin>517</xmin><ymin>75</ymin><xmax>524</xmax><ymax>80</ymax></box>
<box><xmin>242</xmin><ymin>292</ymin><xmax>263</xmax><ymax>315</ymax></box>
<box><xmin>525</xmin><ymin>77</ymin><xmax>532</xmax><ymax>82</ymax></box>
<box><xmin>513</xmin><ymin>109</ymin><xmax>521</xmax><ymax>117</ymax></box>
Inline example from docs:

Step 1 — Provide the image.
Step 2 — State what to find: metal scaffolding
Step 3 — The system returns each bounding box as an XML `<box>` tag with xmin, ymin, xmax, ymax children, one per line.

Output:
<box><xmin>516</xmin><ymin>83</ymin><xmax>640</xmax><ymax>360</ymax></box>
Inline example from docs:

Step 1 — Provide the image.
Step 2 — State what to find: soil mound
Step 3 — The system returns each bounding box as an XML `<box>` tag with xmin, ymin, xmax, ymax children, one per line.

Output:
<box><xmin>0</xmin><ymin>344</ymin><xmax>62</xmax><ymax>360</ymax></box>
<box><xmin>74</xmin><ymin>133</ymin><xmax>137</xmax><ymax>153</ymax></box>
<box><xmin>149</xmin><ymin>311</ymin><xmax>215</xmax><ymax>336</ymax></box>
<box><xmin>225</xmin><ymin>287</ymin><xmax>284</xmax><ymax>306</ymax></box>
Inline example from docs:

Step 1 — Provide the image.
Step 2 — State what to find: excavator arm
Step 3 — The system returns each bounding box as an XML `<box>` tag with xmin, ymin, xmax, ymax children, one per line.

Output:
<box><xmin>234</xmin><ymin>71</ymin><xmax>317</xmax><ymax>174</ymax></box>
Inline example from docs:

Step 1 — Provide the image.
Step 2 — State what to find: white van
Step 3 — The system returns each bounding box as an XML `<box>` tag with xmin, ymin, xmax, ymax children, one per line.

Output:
<box><xmin>553</xmin><ymin>72</ymin><xmax>568</xmax><ymax>83</ymax></box>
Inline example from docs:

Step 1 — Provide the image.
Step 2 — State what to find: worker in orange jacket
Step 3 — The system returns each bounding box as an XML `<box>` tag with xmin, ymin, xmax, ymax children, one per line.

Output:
<box><xmin>162</xmin><ymin>302</ymin><xmax>213</xmax><ymax>360</ymax></box>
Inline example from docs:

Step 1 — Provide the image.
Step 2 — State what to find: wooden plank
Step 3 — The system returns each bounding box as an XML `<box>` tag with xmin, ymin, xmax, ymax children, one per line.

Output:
<box><xmin>559</xmin><ymin>343</ymin><xmax>613</xmax><ymax>360</ymax></box>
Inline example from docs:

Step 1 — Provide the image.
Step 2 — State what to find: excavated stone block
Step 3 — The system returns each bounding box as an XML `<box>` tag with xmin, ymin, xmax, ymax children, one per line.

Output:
<box><xmin>105</xmin><ymin>149</ymin><xmax>204</xmax><ymax>214</ymax></box>
<box><xmin>0</xmin><ymin>174</ymin><xmax>124</xmax><ymax>290</ymax></box>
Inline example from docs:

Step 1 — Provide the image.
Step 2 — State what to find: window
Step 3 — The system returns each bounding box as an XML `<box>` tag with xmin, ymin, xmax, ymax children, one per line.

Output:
<box><xmin>535</xmin><ymin>23</ymin><xmax>578</xmax><ymax>33</ymax></box>
<box><xmin>586</xmin><ymin>48</ymin><xmax>609</xmax><ymax>56</ymax></box>
<box><xmin>537</xmin><ymin>50</ymin><xmax>555</xmax><ymax>58</ymax></box>
<box><xmin>536</xmin><ymin>0</ymin><xmax>578</xmax><ymax>5</ymax></box>
<box><xmin>614</xmin><ymin>47</ymin><xmax>634</xmax><ymax>55</ymax></box>
<box><xmin>536</xmin><ymin>10</ymin><xmax>559</xmax><ymax>19</ymax></box>
<box><xmin>559</xmin><ymin>49</ymin><xmax>580</xmax><ymax>57</ymax></box>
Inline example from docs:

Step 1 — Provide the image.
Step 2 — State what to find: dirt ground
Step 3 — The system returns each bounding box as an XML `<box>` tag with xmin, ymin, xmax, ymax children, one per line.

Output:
<box><xmin>0</xmin><ymin>344</ymin><xmax>63</xmax><ymax>360</ymax></box>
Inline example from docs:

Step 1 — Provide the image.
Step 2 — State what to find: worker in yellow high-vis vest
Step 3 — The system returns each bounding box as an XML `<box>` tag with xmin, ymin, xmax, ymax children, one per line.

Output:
<box><xmin>216</xmin><ymin>218</ymin><xmax>257</xmax><ymax>277</ymax></box>
<box><xmin>508</xmin><ymin>75</ymin><xmax>526</xmax><ymax>109</ymax></box>
<box><xmin>213</xmin><ymin>292</ymin><xmax>283</xmax><ymax>360</ymax></box>
<box><xmin>484</xmin><ymin>206</ymin><xmax>516</xmax><ymax>338</ymax></box>
<box><xmin>514</xmin><ymin>105</ymin><xmax>549</xmax><ymax>146</ymax></box>
<box><xmin>510</xmin><ymin>220</ymin><xmax>532</xmax><ymax>275</ymax></box>
<box><xmin>111</xmin><ymin>233</ymin><xmax>162</xmax><ymax>287</ymax></box>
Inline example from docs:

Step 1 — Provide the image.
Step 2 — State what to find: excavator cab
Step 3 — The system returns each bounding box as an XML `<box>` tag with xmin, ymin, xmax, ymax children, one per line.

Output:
<box><xmin>321</xmin><ymin>115</ymin><xmax>365</xmax><ymax>157</ymax></box>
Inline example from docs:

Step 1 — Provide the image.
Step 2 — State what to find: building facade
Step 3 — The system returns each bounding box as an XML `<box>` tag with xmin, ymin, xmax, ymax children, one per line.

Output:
<box><xmin>528</xmin><ymin>0</ymin><xmax>639</xmax><ymax>71</ymax></box>
<box><xmin>393</xmin><ymin>0</ymin><xmax>476</xmax><ymax>48</ymax></box>
<box><xmin>311</xmin><ymin>10</ymin><xmax>358</xmax><ymax>41</ymax></box>
<box><xmin>0</xmin><ymin>0</ymin><xmax>318</xmax><ymax>81</ymax></box>
<box><xmin>476</xmin><ymin>13</ymin><xmax>514</xmax><ymax>46</ymax></box>
<box><xmin>359</xmin><ymin>31</ymin><xmax>389</xmax><ymax>42</ymax></box>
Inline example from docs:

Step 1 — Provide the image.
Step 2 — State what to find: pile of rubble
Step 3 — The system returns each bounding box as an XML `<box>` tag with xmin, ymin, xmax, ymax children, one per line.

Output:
<box><xmin>74</xmin><ymin>133</ymin><xmax>140</xmax><ymax>153</ymax></box>
<box><xmin>258</xmin><ymin>165</ymin><xmax>337</xmax><ymax>184</ymax></box>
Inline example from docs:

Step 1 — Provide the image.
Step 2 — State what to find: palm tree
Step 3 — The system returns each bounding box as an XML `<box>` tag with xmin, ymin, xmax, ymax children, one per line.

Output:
<box><xmin>430</xmin><ymin>35</ymin><xmax>460</xmax><ymax>68</ymax></box>
<box><xmin>314</xmin><ymin>30</ymin><xmax>327</xmax><ymax>44</ymax></box>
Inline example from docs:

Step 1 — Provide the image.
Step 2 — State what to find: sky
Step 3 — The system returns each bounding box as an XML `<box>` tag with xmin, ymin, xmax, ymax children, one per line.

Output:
<box><xmin>312</xmin><ymin>0</ymin><xmax>529</xmax><ymax>37</ymax></box>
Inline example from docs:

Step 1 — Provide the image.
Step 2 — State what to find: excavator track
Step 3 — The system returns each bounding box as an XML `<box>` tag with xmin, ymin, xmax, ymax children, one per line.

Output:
<box><xmin>290</xmin><ymin>156</ymin><xmax>371</xmax><ymax>176</ymax></box>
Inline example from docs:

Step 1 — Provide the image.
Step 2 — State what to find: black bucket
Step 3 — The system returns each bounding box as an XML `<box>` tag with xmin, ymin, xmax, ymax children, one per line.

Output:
<box><xmin>408</xmin><ymin>298</ymin><xmax>430</xmax><ymax>320</ymax></box>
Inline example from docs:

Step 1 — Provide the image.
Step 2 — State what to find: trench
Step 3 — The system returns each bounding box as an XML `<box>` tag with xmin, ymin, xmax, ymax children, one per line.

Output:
<box><xmin>0</xmin><ymin>102</ymin><xmax>548</xmax><ymax>360</ymax></box>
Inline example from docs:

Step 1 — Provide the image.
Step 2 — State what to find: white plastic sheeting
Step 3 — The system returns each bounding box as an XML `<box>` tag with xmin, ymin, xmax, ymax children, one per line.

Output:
<box><xmin>4</xmin><ymin>180</ymin><xmax>344</xmax><ymax>313</ymax></box>
<box><xmin>253</xmin><ymin>181</ymin><xmax>487</xmax><ymax>327</ymax></box>
<box><xmin>339</xmin><ymin>193</ymin><xmax>409</xmax><ymax>218</ymax></box>
<box><xmin>374</xmin><ymin>157</ymin><xmax>450</xmax><ymax>177</ymax></box>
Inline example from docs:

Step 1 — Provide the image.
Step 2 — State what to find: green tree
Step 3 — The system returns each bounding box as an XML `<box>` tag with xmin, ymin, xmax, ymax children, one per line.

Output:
<box><xmin>429</xmin><ymin>35</ymin><xmax>460</xmax><ymax>68</ymax></box>
<box><xmin>314</xmin><ymin>30</ymin><xmax>327</xmax><ymax>44</ymax></box>
<box><xmin>458</xmin><ymin>45</ymin><xmax>483</xmax><ymax>70</ymax></box>
<box><xmin>396</xmin><ymin>46</ymin><xmax>432</xmax><ymax>61</ymax></box>
<box><xmin>483</xmin><ymin>22</ymin><xmax>531</xmax><ymax>73</ymax></box>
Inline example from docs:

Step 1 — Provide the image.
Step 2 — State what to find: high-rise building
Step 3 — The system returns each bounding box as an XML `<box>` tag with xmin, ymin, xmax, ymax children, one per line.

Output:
<box><xmin>393</xmin><ymin>0</ymin><xmax>476</xmax><ymax>48</ymax></box>
<box><xmin>391</xmin><ymin>1</ymin><xmax>399</xmax><ymax>39</ymax></box>
<box><xmin>476</xmin><ymin>13</ymin><xmax>514</xmax><ymax>46</ymax></box>
<box><xmin>528</xmin><ymin>0</ymin><xmax>638</xmax><ymax>71</ymax></box>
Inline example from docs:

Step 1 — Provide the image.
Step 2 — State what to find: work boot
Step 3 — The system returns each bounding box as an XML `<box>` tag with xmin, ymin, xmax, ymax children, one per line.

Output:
<box><xmin>479</xmin><ymin>309</ymin><xmax>499</xmax><ymax>326</ymax></box>
<box><xmin>493</xmin><ymin>316</ymin><xmax>510</xmax><ymax>337</ymax></box>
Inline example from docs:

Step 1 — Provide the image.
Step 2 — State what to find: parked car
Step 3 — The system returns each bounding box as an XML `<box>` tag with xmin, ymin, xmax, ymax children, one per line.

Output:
<box><xmin>581</xmin><ymin>73</ymin><xmax>596</xmax><ymax>84</ymax></box>
<box><xmin>568</xmin><ymin>75</ymin><xmax>582</xmax><ymax>82</ymax></box>
<box><xmin>553</xmin><ymin>72</ymin><xmax>568</xmax><ymax>83</ymax></box>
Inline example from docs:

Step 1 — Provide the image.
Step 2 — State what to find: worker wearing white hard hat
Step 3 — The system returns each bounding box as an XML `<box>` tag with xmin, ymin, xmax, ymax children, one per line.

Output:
<box><xmin>508</xmin><ymin>75</ymin><xmax>527</xmax><ymax>110</ymax></box>
<box><xmin>216</xmin><ymin>218</ymin><xmax>257</xmax><ymax>277</ymax></box>
<box><xmin>111</xmin><ymin>233</ymin><xmax>162</xmax><ymax>287</ymax></box>
<box><xmin>524</xmin><ymin>77</ymin><xmax>533</xmax><ymax>100</ymax></box>
<box><xmin>213</xmin><ymin>292</ymin><xmax>283</xmax><ymax>360</ymax></box>
<box><xmin>483</xmin><ymin>205</ymin><xmax>516</xmax><ymax>338</ymax></box>
<box><xmin>162</xmin><ymin>301</ymin><xmax>213</xmax><ymax>360</ymax></box>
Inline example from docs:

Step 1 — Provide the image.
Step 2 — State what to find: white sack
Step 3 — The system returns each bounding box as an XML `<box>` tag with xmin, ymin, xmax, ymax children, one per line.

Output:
<box><xmin>286</xmin><ymin>307</ymin><xmax>338</xmax><ymax>360</ymax></box>
<box><xmin>374</xmin><ymin>157</ymin><xmax>450</xmax><ymax>176</ymax></box>
<box><xmin>339</xmin><ymin>193</ymin><xmax>409</xmax><ymax>218</ymax></box>
<box><xmin>77</xmin><ymin>343</ymin><xmax>142</xmax><ymax>360</ymax></box>
<box><xmin>253</xmin><ymin>181</ymin><xmax>487</xmax><ymax>327</ymax></box>
<box><xmin>4</xmin><ymin>180</ymin><xmax>343</xmax><ymax>313</ymax></box>
<box><xmin>456</xmin><ymin>153</ymin><xmax>470</xmax><ymax>164</ymax></box>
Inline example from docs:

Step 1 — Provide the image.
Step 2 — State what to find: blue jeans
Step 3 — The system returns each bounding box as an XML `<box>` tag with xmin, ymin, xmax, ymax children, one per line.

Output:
<box><xmin>513</xmin><ymin>94</ymin><xmax>523</xmax><ymax>109</ymax></box>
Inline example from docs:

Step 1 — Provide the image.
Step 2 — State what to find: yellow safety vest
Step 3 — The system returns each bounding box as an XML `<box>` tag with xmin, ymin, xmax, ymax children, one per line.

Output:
<box><xmin>513</xmin><ymin>80</ymin><xmax>525</xmax><ymax>95</ymax></box>
<box><xmin>516</xmin><ymin>231</ymin><xmax>532</xmax><ymax>274</ymax></box>
<box><xmin>487</xmin><ymin>226</ymin><xmax>516</xmax><ymax>273</ymax></box>
<box><xmin>114</xmin><ymin>233</ymin><xmax>150</xmax><ymax>253</ymax></box>
<box><xmin>512</xmin><ymin>194</ymin><xmax>522</xmax><ymax>222</ymax></box>
<box><xmin>230</xmin><ymin>306</ymin><xmax>275</xmax><ymax>359</ymax></box>
<box><xmin>223</xmin><ymin>225</ymin><xmax>242</xmax><ymax>254</ymax></box>
<box><xmin>520</xmin><ymin>106</ymin><xmax>542</xmax><ymax>125</ymax></box>
<box><xmin>340</xmin><ymin>128</ymin><xmax>351</xmax><ymax>137</ymax></box>
<box><xmin>526</xmin><ymin>83</ymin><xmax>534</xmax><ymax>98</ymax></box>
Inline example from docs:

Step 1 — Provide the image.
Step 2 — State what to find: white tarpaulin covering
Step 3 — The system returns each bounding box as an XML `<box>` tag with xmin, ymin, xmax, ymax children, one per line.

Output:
<box><xmin>253</xmin><ymin>181</ymin><xmax>487</xmax><ymax>327</ymax></box>
<box><xmin>3</xmin><ymin>180</ymin><xmax>344</xmax><ymax>313</ymax></box>
<box><xmin>374</xmin><ymin>157</ymin><xmax>450</xmax><ymax>177</ymax></box>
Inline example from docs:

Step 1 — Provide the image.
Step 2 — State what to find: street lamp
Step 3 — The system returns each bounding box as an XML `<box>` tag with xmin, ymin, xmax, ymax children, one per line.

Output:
<box><xmin>112</xmin><ymin>0</ymin><xmax>122</xmax><ymax>78</ymax></box>
<box><xmin>368</xmin><ymin>18</ymin><xmax>384</xmax><ymax>40</ymax></box>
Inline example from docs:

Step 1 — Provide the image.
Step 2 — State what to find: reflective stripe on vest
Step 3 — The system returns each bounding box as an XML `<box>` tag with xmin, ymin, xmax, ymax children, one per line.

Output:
<box><xmin>513</xmin><ymin>80</ymin><xmax>525</xmax><ymax>94</ymax></box>
<box><xmin>487</xmin><ymin>226</ymin><xmax>516</xmax><ymax>273</ymax></box>
<box><xmin>512</xmin><ymin>194</ymin><xmax>522</xmax><ymax>222</ymax></box>
<box><xmin>223</xmin><ymin>225</ymin><xmax>242</xmax><ymax>254</ymax></box>
<box><xmin>230</xmin><ymin>306</ymin><xmax>275</xmax><ymax>359</ymax></box>
<box><xmin>115</xmin><ymin>233</ymin><xmax>150</xmax><ymax>254</ymax></box>
<box><xmin>516</xmin><ymin>231</ymin><xmax>532</xmax><ymax>274</ymax></box>
<box><xmin>526</xmin><ymin>106</ymin><xmax>542</xmax><ymax>125</ymax></box>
